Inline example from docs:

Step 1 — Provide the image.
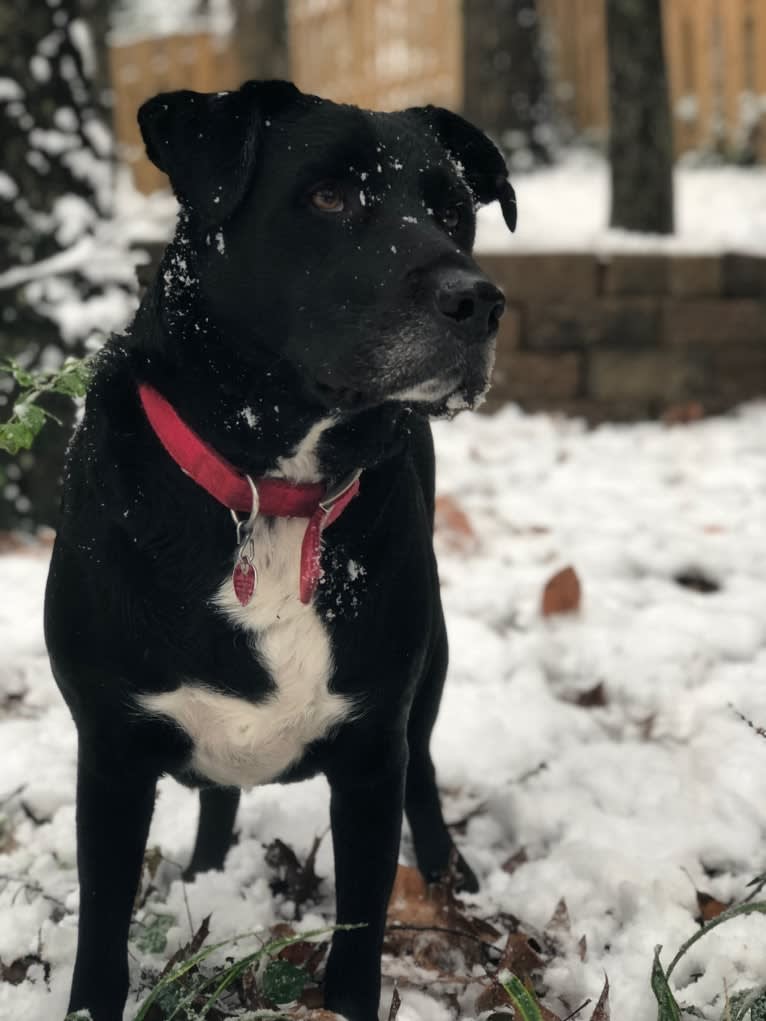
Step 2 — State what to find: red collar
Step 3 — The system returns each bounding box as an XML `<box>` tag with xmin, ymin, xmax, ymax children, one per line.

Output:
<box><xmin>138</xmin><ymin>383</ymin><xmax>360</xmax><ymax>604</ymax></box>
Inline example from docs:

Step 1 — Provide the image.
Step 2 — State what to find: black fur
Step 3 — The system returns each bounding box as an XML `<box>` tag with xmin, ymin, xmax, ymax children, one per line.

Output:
<box><xmin>45</xmin><ymin>80</ymin><xmax>514</xmax><ymax>1021</ymax></box>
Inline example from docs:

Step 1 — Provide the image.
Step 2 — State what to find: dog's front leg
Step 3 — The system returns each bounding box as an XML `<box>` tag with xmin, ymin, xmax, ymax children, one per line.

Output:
<box><xmin>68</xmin><ymin>746</ymin><xmax>157</xmax><ymax>1021</ymax></box>
<box><xmin>324</xmin><ymin>746</ymin><xmax>407</xmax><ymax>1021</ymax></box>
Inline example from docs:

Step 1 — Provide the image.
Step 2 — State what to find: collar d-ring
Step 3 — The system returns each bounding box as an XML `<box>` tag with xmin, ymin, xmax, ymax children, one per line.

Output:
<box><xmin>230</xmin><ymin>475</ymin><xmax>260</xmax><ymax>543</ymax></box>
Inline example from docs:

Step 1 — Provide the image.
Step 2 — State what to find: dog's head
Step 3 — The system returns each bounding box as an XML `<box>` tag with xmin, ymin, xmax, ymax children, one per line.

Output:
<box><xmin>139</xmin><ymin>80</ymin><xmax>516</xmax><ymax>415</ymax></box>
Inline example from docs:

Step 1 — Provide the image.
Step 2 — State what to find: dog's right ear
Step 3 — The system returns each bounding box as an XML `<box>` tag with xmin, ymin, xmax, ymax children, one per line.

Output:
<box><xmin>138</xmin><ymin>80</ymin><xmax>302</xmax><ymax>228</ymax></box>
<box><xmin>407</xmin><ymin>105</ymin><xmax>517</xmax><ymax>234</ymax></box>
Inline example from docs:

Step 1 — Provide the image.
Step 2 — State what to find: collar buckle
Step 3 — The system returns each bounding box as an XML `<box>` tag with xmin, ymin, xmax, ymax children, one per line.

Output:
<box><xmin>319</xmin><ymin>469</ymin><xmax>363</xmax><ymax>514</ymax></box>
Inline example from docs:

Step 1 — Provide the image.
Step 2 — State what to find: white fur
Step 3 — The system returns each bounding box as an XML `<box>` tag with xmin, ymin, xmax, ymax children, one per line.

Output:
<box><xmin>271</xmin><ymin>416</ymin><xmax>335</xmax><ymax>482</ymax></box>
<box><xmin>392</xmin><ymin>379</ymin><xmax>457</xmax><ymax>403</ymax></box>
<box><xmin>138</xmin><ymin>418</ymin><xmax>354</xmax><ymax>788</ymax></box>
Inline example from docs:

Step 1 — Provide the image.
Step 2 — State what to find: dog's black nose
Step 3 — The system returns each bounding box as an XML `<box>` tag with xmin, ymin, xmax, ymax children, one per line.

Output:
<box><xmin>435</xmin><ymin>273</ymin><xmax>506</xmax><ymax>341</ymax></box>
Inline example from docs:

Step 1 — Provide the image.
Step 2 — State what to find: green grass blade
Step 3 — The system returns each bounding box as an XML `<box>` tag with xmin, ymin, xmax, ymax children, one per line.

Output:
<box><xmin>194</xmin><ymin>927</ymin><xmax>343</xmax><ymax>1019</ymax></box>
<box><xmin>666</xmin><ymin>902</ymin><xmax>766</xmax><ymax>981</ymax></box>
<box><xmin>730</xmin><ymin>985</ymin><xmax>766</xmax><ymax>1021</ymax></box>
<box><xmin>651</xmin><ymin>946</ymin><xmax>682</xmax><ymax>1021</ymax></box>
<box><xmin>133</xmin><ymin>935</ymin><xmax>244</xmax><ymax>1021</ymax></box>
<box><xmin>500</xmin><ymin>970</ymin><xmax>544</xmax><ymax>1021</ymax></box>
<box><xmin>134</xmin><ymin>924</ymin><xmax>358</xmax><ymax>1021</ymax></box>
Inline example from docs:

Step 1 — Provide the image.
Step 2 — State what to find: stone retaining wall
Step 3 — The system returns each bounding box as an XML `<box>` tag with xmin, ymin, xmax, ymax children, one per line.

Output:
<box><xmin>476</xmin><ymin>252</ymin><xmax>766</xmax><ymax>421</ymax></box>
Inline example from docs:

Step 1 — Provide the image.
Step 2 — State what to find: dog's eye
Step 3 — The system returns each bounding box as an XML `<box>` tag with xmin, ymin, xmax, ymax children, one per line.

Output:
<box><xmin>310</xmin><ymin>185</ymin><xmax>345</xmax><ymax>213</ymax></box>
<box><xmin>441</xmin><ymin>207</ymin><xmax>460</xmax><ymax>229</ymax></box>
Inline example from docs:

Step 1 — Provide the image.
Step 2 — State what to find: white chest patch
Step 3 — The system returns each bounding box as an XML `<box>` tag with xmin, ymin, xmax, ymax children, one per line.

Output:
<box><xmin>138</xmin><ymin>417</ymin><xmax>354</xmax><ymax>788</ymax></box>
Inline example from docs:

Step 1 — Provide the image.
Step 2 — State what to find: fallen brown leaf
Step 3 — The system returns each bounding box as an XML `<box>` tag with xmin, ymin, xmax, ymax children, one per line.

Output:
<box><xmin>574</xmin><ymin>683</ymin><xmax>607</xmax><ymax>709</ymax></box>
<box><xmin>411</xmin><ymin>930</ymin><xmax>455</xmax><ymax>973</ymax></box>
<box><xmin>475</xmin><ymin>981</ymin><xmax>513</xmax><ymax>1013</ymax></box>
<box><xmin>590</xmin><ymin>975</ymin><xmax>610</xmax><ymax>1020</ymax></box>
<box><xmin>639</xmin><ymin>714</ymin><xmax>656</xmax><ymax>740</ymax></box>
<box><xmin>387</xmin><ymin>985</ymin><xmax>402</xmax><ymax>1021</ymax></box>
<box><xmin>299</xmin><ymin>987</ymin><xmax>326</xmax><ymax>1010</ymax></box>
<box><xmin>696</xmin><ymin>890</ymin><xmax>731</xmax><ymax>923</ymax></box>
<box><xmin>268</xmin><ymin>921</ymin><xmax>328</xmax><ymax>974</ymax></box>
<box><xmin>578</xmin><ymin>933</ymin><xmax>587</xmax><ymax>962</ymax></box>
<box><xmin>545</xmin><ymin>898</ymin><xmax>571</xmax><ymax>939</ymax></box>
<box><xmin>434</xmin><ymin>495</ymin><xmax>478</xmax><ymax>553</ymax></box>
<box><xmin>0</xmin><ymin>825</ymin><xmax>18</xmax><ymax>854</ymax></box>
<box><xmin>388</xmin><ymin>866</ymin><xmax>449</xmax><ymax>928</ymax></box>
<box><xmin>662</xmin><ymin>401</ymin><xmax>705</xmax><ymax>425</ymax></box>
<box><xmin>498</xmin><ymin>931</ymin><xmax>545</xmax><ymax>977</ymax></box>
<box><xmin>541</xmin><ymin>566</ymin><xmax>581</xmax><ymax>616</ymax></box>
<box><xmin>502</xmin><ymin>847</ymin><xmax>529</xmax><ymax>875</ymax></box>
<box><xmin>385</xmin><ymin>865</ymin><xmax>498</xmax><ymax>970</ymax></box>
<box><xmin>240</xmin><ymin>959</ymin><xmax>261</xmax><ymax>1010</ymax></box>
<box><xmin>265</xmin><ymin>835</ymin><xmax>324</xmax><ymax>919</ymax></box>
<box><xmin>158</xmin><ymin>914</ymin><xmax>210</xmax><ymax>979</ymax></box>
<box><xmin>0</xmin><ymin>954</ymin><xmax>46</xmax><ymax>985</ymax></box>
<box><xmin>144</xmin><ymin>845</ymin><xmax>164</xmax><ymax>881</ymax></box>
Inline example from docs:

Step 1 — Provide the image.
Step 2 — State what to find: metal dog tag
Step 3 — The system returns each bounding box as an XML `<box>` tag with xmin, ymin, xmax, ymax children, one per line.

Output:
<box><xmin>230</xmin><ymin>476</ymin><xmax>259</xmax><ymax>606</ymax></box>
<box><xmin>232</xmin><ymin>543</ymin><xmax>257</xmax><ymax>606</ymax></box>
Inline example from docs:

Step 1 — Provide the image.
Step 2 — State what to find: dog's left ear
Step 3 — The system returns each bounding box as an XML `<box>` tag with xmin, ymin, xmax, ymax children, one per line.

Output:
<box><xmin>407</xmin><ymin>106</ymin><xmax>517</xmax><ymax>233</ymax></box>
<box><xmin>138</xmin><ymin>80</ymin><xmax>302</xmax><ymax>228</ymax></box>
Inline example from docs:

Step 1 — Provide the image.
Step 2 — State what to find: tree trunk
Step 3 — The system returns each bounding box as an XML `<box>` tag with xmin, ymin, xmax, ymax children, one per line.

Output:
<box><xmin>462</xmin><ymin>0</ymin><xmax>554</xmax><ymax>169</ymax></box>
<box><xmin>606</xmin><ymin>0</ymin><xmax>674</xmax><ymax>233</ymax></box>
<box><xmin>231</xmin><ymin>0</ymin><xmax>288</xmax><ymax>81</ymax></box>
<box><xmin>0</xmin><ymin>0</ymin><xmax>127</xmax><ymax>531</ymax></box>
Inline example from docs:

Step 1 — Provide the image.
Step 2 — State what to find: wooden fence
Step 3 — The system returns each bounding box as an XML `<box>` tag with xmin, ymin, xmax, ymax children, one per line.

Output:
<box><xmin>542</xmin><ymin>0</ymin><xmax>766</xmax><ymax>158</ymax></box>
<box><xmin>110</xmin><ymin>0</ymin><xmax>766</xmax><ymax>193</ymax></box>
<box><xmin>109</xmin><ymin>32</ymin><xmax>242</xmax><ymax>193</ymax></box>
<box><xmin>288</xmin><ymin>0</ymin><xmax>462</xmax><ymax>112</ymax></box>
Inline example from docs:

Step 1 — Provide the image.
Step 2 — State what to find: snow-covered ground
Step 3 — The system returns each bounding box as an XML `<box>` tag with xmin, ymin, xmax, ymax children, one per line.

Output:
<box><xmin>476</xmin><ymin>151</ymin><xmax>766</xmax><ymax>255</ymax></box>
<box><xmin>1</xmin><ymin>401</ymin><xmax>765</xmax><ymax>1020</ymax></box>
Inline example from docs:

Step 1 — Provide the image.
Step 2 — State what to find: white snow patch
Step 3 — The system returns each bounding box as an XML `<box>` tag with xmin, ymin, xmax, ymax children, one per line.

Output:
<box><xmin>29</xmin><ymin>55</ymin><xmax>51</xmax><ymax>83</ymax></box>
<box><xmin>0</xmin><ymin>77</ymin><xmax>24</xmax><ymax>101</ymax></box>
<box><xmin>476</xmin><ymin>150</ymin><xmax>766</xmax><ymax>255</ymax></box>
<box><xmin>2</xmin><ymin>403</ymin><xmax>766</xmax><ymax>1018</ymax></box>
<box><xmin>0</xmin><ymin>172</ymin><xmax>19</xmax><ymax>200</ymax></box>
<box><xmin>240</xmin><ymin>406</ymin><xmax>259</xmax><ymax>429</ymax></box>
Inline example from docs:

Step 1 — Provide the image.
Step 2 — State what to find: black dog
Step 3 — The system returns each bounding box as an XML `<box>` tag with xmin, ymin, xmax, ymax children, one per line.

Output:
<box><xmin>44</xmin><ymin>80</ymin><xmax>515</xmax><ymax>1021</ymax></box>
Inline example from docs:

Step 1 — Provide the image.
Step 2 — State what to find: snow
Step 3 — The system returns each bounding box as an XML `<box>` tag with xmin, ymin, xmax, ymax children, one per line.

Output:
<box><xmin>29</xmin><ymin>56</ymin><xmax>51</xmax><ymax>84</ymax></box>
<box><xmin>68</xmin><ymin>19</ymin><xmax>96</xmax><ymax>80</ymax></box>
<box><xmin>0</xmin><ymin>170</ymin><xmax>179</xmax><ymax>355</ymax></box>
<box><xmin>0</xmin><ymin>77</ymin><xmax>24</xmax><ymax>101</ymax></box>
<box><xmin>0</xmin><ymin>172</ymin><xmax>19</xmax><ymax>201</ymax></box>
<box><xmin>110</xmin><ymin>0</ymin><xmax>233</xmax><ymax>44</ymax></box>
<box><xmin>2</xmin><ymin>401</ymin><xmax>766</xmax><ymax>1019</ymax></box>
<box><xmin>476</xmin><ymin>150</ymin><xmax>766</xmax><ymax>255</ymax></box>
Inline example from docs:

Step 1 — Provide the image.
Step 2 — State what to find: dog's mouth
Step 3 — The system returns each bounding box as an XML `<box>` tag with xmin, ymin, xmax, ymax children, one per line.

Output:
<box><xmin>389</xmin><ymin>375</ymin><xmax>471</xmax><ymax>416</ymax></box>
<box><xmin>306</xmin><ymin>333</ymin><xmax>496</xmax><ymax>417</ymax></box>
<box><xmin>392</xmin><ymin>344</ymin><xmax>496</xmax><ymax>417</ymax></box>
<box><xmin>311</xmin><ymin>373</ymin><xmax>490</xmax><ymax>420</ymax></box>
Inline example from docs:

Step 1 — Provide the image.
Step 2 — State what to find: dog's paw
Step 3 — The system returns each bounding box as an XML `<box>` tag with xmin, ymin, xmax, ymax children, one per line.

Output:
<box><xmin>452</xmin><ymin>852</ymin><xmax>480</xmax><ymax>894</ymax></box>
